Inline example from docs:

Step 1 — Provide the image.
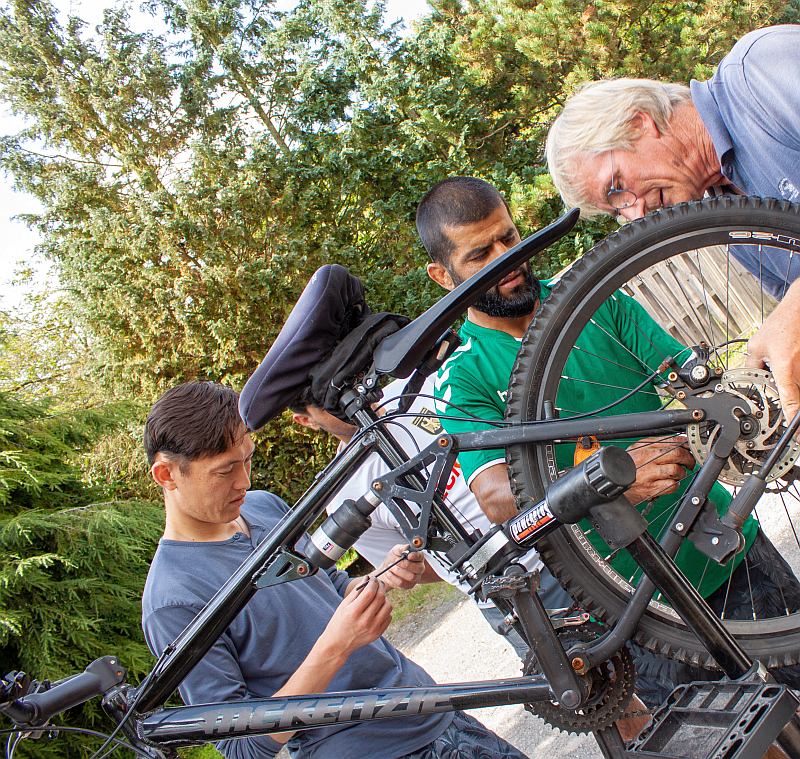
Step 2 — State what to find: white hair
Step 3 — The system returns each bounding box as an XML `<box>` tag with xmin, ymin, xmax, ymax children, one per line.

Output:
<box><xmin>546</xmin><ymin>78</ymin><xmax>692</xmax><ymax>216</ymax></box>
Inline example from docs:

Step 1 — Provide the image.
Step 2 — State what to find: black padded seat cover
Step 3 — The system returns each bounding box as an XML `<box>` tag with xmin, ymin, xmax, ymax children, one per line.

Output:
<box><xmin>239</xmin><ymin>265</ymin><xmax>369</xmax><ymax>430</ymax></box>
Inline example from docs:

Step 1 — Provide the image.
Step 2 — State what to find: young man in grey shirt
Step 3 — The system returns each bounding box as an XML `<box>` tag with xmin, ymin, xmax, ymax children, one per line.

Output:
<box><xmin>141</xmin><ymin>380</ymin><xmax>527</xmax><ymax>759</ymax></box>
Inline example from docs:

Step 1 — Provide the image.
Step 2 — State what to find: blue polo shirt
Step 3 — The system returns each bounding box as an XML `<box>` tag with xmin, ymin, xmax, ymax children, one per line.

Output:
<box><xmin>142</xmin><ymin>491</ymin><xmax>452</xmax><ymax>759</ymax></box>
<box><xmin>691</xmin><ymin>25</ymin><xmax>800</xmax><ymax>298</ymax></box>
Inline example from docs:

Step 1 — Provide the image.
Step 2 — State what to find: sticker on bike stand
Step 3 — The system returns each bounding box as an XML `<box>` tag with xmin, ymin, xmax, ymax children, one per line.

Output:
<box><xmin>728</xmin><ymin>230</ymin><xmax>800</xmax><ymax>250</ymax></box>
<box><xmin>508</xmin><ymin>501</ymin><xmax>555</xmax><ymax>544</ymax></box>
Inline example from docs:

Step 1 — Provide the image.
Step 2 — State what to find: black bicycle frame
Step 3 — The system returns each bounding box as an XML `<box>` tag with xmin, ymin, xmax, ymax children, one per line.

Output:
<box><xmin>133</xmin><ymin>406</ymin><xmax>695</xmax><ymax>714</ymax></box>
<box><xmin>138</xmin><ymin>678</ymin><xmax>554</xmax><ymax>748</ymax></box>
<box><xmin>127</xmin><ymin>398</ymin><xmax>792</xmax><ymax>751</ymax></box>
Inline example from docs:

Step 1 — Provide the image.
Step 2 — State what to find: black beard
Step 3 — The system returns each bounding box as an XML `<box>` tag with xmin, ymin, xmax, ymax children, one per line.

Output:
<box><xmin>452</xmin><ymin>265</ymin><xmax>540</xmax><ymax>318</ymax></box>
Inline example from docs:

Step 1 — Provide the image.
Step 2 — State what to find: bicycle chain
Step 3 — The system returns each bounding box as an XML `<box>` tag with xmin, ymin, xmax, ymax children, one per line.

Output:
<box><xmin>523</xmin><ymin>622</ymin><xmax>637</xmax><ymax>734</ymax></box>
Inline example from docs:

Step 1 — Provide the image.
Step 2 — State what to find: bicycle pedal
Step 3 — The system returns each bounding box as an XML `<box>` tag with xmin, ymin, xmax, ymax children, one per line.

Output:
<box><xmin>481</xmin><ymin>570</ymin><xmax>538</xmax><ymax>600</ymax></box>
<box><xmin>626</xmin><ymin>676</ymin><xmax>800</xmax><ymax>758</ymax></box>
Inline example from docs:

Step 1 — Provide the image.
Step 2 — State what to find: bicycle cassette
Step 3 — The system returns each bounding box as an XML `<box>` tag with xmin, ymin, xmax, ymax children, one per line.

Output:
<box><xmin>687</xmin><ymin>368</ymin><xmax>800</xmax><ymax>486</ymax></box>
<box><xmin>523</xmin><ymin>622</ymin><xmax>636</xmax><ymax>734</ymax></box>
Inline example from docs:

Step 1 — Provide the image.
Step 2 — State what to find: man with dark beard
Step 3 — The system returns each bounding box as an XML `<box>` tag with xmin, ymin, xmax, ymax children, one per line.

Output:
<box><xmin>416</xmin><ymin>177</ymin><xmax>800</xmax><ymax>708</ymax></box>
<box><xmin>419</xmin><ymin>176</ymin><xmax>699</xmax><ymax>525</ymax></box>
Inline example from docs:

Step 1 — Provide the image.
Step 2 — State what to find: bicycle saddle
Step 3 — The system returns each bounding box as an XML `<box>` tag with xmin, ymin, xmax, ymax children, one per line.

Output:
<box><xmin>240</xmin><ymin>207</ymin><xmax>580</xmax><ymax>429</ymax></box>
<box><xmin>239</xmin><ymin>264</ymin><xmax>370</xmax><ymax>429</ymax></box>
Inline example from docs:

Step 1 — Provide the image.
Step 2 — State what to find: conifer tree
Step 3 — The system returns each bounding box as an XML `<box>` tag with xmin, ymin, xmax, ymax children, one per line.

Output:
<box><xmin>0</xmin><ymin>387</ymin><xmax>163</xmax><ymax>756</ymax></box>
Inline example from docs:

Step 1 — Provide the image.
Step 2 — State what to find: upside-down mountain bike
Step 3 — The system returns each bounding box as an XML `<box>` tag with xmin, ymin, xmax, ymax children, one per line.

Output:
<box><xmin>4</xmin><ymin>196</ymin><xmax>800</xmax><ymax>759</ymax></box>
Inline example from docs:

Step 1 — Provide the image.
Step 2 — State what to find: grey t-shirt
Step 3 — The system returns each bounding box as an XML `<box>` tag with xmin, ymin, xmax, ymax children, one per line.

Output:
<box><xmin>692</xmin><ymin>24</ymin><xmax>800</xmax><ymax>298</ymax></box>
<box><xmin>141</xmin><ymin>490</ymin><xmax>452</xmax><ymax>759</ymax></box>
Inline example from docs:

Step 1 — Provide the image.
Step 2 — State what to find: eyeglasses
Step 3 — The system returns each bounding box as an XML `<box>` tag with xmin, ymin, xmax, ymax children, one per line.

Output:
<box><xmin>607</xmin><ymin>151</ymin><xmax>637</xmax><ymax>211</ymax></box>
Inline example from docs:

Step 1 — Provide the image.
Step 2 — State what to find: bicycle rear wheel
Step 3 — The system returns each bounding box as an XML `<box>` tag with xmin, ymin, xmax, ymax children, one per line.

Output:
<box><xmin>506</xmin><ymin>196</ymin><xmax>800</xmax><ymax>668</ymax></box>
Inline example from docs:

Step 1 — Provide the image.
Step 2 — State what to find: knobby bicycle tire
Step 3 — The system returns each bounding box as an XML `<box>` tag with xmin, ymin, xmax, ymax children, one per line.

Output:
<box><xmin>506</xmin><ymin>196</ymin><xmax>800</xmax><ymax>669</ymax></box>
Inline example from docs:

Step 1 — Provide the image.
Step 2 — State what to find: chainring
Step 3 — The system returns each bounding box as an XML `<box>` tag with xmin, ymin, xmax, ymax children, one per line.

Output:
<box><xmin>523</xmin><ymin>622</ymin><xmax>636</xmax><ymax>734</ymax></box>
<box><xmin>687</xmin><ymin>368</ymin><xmax>800</xmax><ymax>486</ymax></box>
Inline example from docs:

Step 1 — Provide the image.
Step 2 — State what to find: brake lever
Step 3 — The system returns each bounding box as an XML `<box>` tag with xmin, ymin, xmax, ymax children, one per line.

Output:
<box><xmin>0</xmin><ymin>671</ymin><xmax>31</xmax><ymax>705</ymax></box>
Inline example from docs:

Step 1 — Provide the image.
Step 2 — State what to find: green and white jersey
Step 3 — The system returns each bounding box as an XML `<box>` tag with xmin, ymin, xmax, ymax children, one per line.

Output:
<box><xmin>434</xmin><ymin>282</ymin><xmax>757</xmax><ymax>597</ymax></box>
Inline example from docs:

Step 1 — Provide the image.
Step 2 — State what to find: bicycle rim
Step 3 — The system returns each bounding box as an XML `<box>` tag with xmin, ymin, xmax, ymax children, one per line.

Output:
<box><xmin>506</xmin><ymin>196</ymin><xmax>800</xmax><ymax>668</ymax></box>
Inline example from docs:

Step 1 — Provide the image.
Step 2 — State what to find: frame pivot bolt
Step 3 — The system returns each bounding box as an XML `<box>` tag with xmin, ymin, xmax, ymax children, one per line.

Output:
<box><xmin>412</xmin><ymin>537</ymin><xmax>424</xmax><ymax>548</ymax></box>
<box><xmin>692</xmin><ymin>409</ymin><xmax>704</xmax><ymax>421</ymax></box>
<box><xmin>297</xmin><ymin>564</ymin><xmax>309</xmax><ymax>576</ymax></box>
<box><xmin>561</xmin><ymin>689</ymin><xmax>580</xmax><ymax>709</ymax></box>
<box><xmin>438</xmin><ymin>437</ymin><xmax>449</xmax><ymax>447</ymax></box>
<box><xmin>571</xmin><ymin>657</ymin><xmax>585</xmax><ymax>671</ymax></box>
<box><xmin>373</xmin><ymin>481</ymin><xmax>383</xmax><ymax>492</ymax></box>
<box><xmin>676</xmin><ymin>390</ymin><xmax>687</xmax><ymax>400</ymax></box>
<box><xmin>668</xmin><ymin>371</ymin><xmax>678</xmax><ymax>382</ymax></box>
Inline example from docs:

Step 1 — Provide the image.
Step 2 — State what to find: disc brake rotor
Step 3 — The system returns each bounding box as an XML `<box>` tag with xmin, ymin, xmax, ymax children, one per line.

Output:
<box><xmin>687</xmin><ymin>368</ymin><xmax>800</xmax><ymax>486</ymax></box>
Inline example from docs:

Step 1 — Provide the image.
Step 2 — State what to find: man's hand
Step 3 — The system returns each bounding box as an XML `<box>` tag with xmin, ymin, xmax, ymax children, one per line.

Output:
<box><xmin>322</xmin><ymin>578</ymin><xmax>392</xmax><ymax>659</ymax></box>
<box><xmin>272</xmin><ymin>580</ymin><xmax>392</xmax><ymax>743</ymax></box>
<box><xmin>747</xmin><ymin>281</ymin><xmax>800</xmax><ymax>427</ymax></box>
<box><xmin>371</xmin><ymin>544</ymin><xmax>426</xmax><ymax>590</ymax></box>
<box><xmin>624</xmin><ymin>436</ymin><xmax>695</xmax><ymax>505</ymax></box>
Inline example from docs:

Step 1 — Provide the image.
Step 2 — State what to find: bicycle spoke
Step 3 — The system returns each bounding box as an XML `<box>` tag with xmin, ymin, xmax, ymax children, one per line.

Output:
<box><xmin>507</xmin><ymin>198</ymin><xmax>800</xmax><ymax>668</ymax></box>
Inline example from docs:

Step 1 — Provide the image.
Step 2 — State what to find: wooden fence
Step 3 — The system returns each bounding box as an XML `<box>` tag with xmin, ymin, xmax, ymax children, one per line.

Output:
<box><xmin>620</xmin><ymin>246</ymin><xmax>777</xmax><ymax>347</ymax></box>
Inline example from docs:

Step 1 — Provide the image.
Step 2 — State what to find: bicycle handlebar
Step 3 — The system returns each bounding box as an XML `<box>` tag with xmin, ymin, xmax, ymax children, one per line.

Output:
<box><xmin>1</xmin><ymin>656</ymin><xmax>126</xmax><ymax>727</ymax></box>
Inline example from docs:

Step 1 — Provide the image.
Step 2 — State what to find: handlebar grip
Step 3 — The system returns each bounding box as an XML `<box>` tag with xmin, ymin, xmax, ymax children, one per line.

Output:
<box><xmin>16</xmin><ymin>656</ymin><xmax>126</xmax><ymax>726</ymax></box>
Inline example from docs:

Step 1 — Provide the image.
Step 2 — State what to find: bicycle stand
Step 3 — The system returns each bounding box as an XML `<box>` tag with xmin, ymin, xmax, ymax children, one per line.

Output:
<box><xmin>625</xmin><ymin>673</ymin><xmax>800</xmax><ymax>758</ymax></box>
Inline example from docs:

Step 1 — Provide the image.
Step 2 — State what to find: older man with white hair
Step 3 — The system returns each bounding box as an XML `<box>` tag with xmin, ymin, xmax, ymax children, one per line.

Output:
<box><xmin>545</xmin><ymin>22</ymin><xmax>800</xmax><ymax>450</ymax></box>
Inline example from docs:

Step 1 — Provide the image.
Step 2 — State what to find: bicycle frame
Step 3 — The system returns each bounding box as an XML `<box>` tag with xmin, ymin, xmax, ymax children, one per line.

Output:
<box><xmin>137</xmin><ymin>678</ymin><xmax>555</xmax><ymax>748</ymax></box>
<box><xmin>123</xmin><ymin>399</ymin><xmax>789</xmax><ymax>756</ymax></box>
<box><xmin>6</xmin><ymin>204</ymin><xmax>800</xmax><ymax>758</ymax></box>
<box><xmin>132</xmin><ymin>406</ymin><xmax>697</xmax><ymax>715</ymax></box>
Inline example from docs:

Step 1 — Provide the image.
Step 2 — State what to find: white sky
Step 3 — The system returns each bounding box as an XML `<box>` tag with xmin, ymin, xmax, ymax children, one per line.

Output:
<box><xmin>0</xmin><ymin>0</ymin><xmax>430</xmax><ymax>310</ymax></box>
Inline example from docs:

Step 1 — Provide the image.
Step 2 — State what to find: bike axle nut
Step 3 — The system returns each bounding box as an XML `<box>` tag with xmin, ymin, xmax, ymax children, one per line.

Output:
<box><xmin>571</xmin><ymin>656</ymin><xmax>585</xmax><ymax>671</ymax></box>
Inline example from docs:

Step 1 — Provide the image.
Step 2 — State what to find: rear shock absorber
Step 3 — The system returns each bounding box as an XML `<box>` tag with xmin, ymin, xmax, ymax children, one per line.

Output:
<box><xmin>305</xmin><ymin>491</ymin><xmax>382</xmax><ymax>569</ymax></box>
